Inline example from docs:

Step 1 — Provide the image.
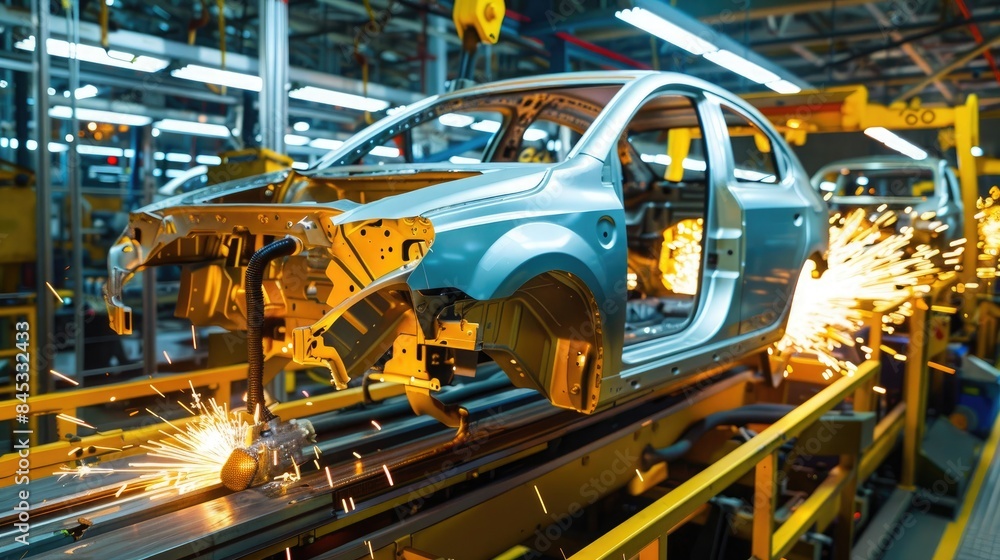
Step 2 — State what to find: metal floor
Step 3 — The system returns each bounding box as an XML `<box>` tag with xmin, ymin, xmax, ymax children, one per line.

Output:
<box><xmin>953</xmin><ymin>441</ymin><xmax>1000</xmax><ymax>560</ymax></box>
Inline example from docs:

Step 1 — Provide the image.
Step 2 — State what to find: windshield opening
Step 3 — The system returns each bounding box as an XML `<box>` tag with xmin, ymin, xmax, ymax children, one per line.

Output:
<box><xmin>817</xmin><ymin>166</ymin><xmax>936</xmax><ymax>201</ymax></box>
<box><xmin>311</xmin><ymin>84</ymin><xmax>624</xmax><ymax>169</ymax></box>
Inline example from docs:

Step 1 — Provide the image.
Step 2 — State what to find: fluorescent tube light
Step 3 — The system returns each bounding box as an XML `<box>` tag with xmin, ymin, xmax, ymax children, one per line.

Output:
<box><xmin>154</xmin><ymin>119</ymin><xmax>232</xmax><ymax>138</ymax></box>
<box><xmin>196</xmin><ymin>155</ymin><xmax>222</xmax><ymax>165</ymax></box>
<box><xmin>15</xmin><ymin>36</ymin><xmax>169</xmax><ymax>73</ymax></box>
<box><xmin>309</xmin><ymin>138</ymin><xmax>344</xmax><ymax>150</ymax></box>
<box><xmin>165</xmin><ymin>152</ymin><xmax>192</xmax><ymax>163</ymax></box>
<box><xmin>449</xmin><ymin>155</ymin><xmax>481</xmax><ymax>164</ymax></box>
<box><xmin>703</xmin><ymin>49</ymin><xmax>781</xmax><ymax>84</ymax></box>
<box><xmin>49</xmin><ymin>106</ymin><xmax>152</xmax><ymax>126</ymax></box>
<box><xmin>615</xmin><ymin>8</ymin><xmax>717</xmax><ymax>56</ymax></box>
<box><xmin>291</xmin><ymin>161</ymin><xmax>309</xmax><ymax>170</ymax></box>
<box><xmin>439</xmin><ymin>113</ymin><xmax>475</xmax><ymax>127</ymax></box>
<box><xmin>289</xmin><ymin>86</ymin><xmax>389</xmax><ymax>112</ymax></box>
<box><xmin>171</xmin><ymin>64</ymin><xmax>263</xmax><ymax>92</ymax></box>
<box><xmin>293</xmin><ymin>121</ymin><xmax>310</xmax><ymax>132</ymax></box>
<box><xmin>864</xmin><ymin>127</ymin><xmax>928</xmax><ymax>160</ymax></box>
<box><xmin>76</xmin><ymin>145</ymin><xmax>124</xmax><ymax>157</ymax></box>
<box><xmin>765</xmin><ymin>79</ymin><xmax>801</xmax><ymax>94</ymax></box>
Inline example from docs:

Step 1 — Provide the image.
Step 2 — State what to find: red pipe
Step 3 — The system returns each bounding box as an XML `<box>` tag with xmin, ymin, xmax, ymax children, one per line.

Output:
<box><xmin>554</xmin><ymin>31</ymin><xmax>652</xmax><ymax>70</ymax></box>
<box><xmin>504</xmin><ymin>8</ymin><xmax>650</xmax><ymax>70</ymax></box>
<box><xmin>953</xmin><ymin>0</ymin><xmax>1000</xmax><ymax>86</ymax></box>
<box><xmin>504</xmin><ymin>9</ymin><xmax>530</xmax><ymax>23</ymax></box>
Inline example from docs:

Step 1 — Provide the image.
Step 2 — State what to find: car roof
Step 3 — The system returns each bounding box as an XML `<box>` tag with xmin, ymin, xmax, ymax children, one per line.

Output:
<box><xmin>814</xmin><ymin>155</ymin><xmax>944</xmax><ymax>172</ymax></box>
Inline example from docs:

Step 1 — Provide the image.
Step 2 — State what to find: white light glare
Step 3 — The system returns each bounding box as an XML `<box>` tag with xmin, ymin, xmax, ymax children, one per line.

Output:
<box><xmin>972</xmin><ymin>146</ymin><xmax>984</xmax><ymax>157</ymax></box>
<box><xmin>864</xmin><ymin>127</ymin><xmax>928</xmax><ymax>160</ymax></box>
<box><xmin>49</xmin><ymin>106</ymin><xmax>152</xmax><ymax>127</ymax></box>
<box><xmin>293</xmin><ymin>121</ymin><xmax>311</xmax><ymax>132</ymax></box>
<box><xmin>449</xmin><ymin>155</ymin><xmax>481</xmax><ymax>164</ymax></box>
<box><xmin>439</xmin><ymin>113</ymin><xmax>476</xmax><ymax>128</ymax></box>
<box><xmin>289</xmin><ymin>86</ymin><xmax>389</xmax><ymax>112</ymax></box>
<box><xmin>284</xmin><ymin>134</ymin><xmax>311</xmax><ymax>146</ymax></box>
<box><xmin>154</xmin><ymin>119</ymin><xmax>232</xmax><ymax>138</ymax></box>
<box><xmin>639</xmin><ymin>153</ymin><xmax>706</xmax><ymax>171</ymax></box>
<box><xmin>309</xmin><ymin>138</ymin><xmax>344</xmax><ymax>150</ymax></box>
<box><xmin>523</xmin><ymin>128</ymin><xmax>549</xmax><ymax>142</ymax></box>
<box><xmin>615</xmin><ymin>8</ymin><xmax>716</xmax><ymax>56</ymax></box>
<box><xmin>470</xmin><ymin>120</ymin><xmax>501</xmax><ymax>133</ymax></box>
<box><xmin>171</xmin><ymin>64</ymin><xmax>263</xmax><ymax>92</ymax></box>
<box><xmin>15</xmin><ymin>36</ymin><xmax>169</xmax><ymax>73</ymax></box>
<box><xmin>370</xmin><ymin>145</ymin><xmax>400</xmax><ymax>158</ymax></box>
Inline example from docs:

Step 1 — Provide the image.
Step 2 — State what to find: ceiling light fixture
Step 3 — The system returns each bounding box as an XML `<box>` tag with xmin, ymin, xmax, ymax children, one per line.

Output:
<box><xmin>15</xmin><ymin>36</ymin><xmax>169</xmax><ymax>73</ymax></box>
<box><xmin>153</xmin><ymin>119</ymin><xmax>232</xmax><ymax>138</ymax></box>
<box><xmin>49</xmin><ymin>106</ymin><xmax>152</xmax><ymax>127</ymax></box>
<box><xmin>171</xmin><ymin>64</ymin><xmax>263</xmax><ymax>92</ymax></box>
<box><xmin>864</xmin><ymin>127</ymin><xmax>928</xmax><ymax>160</ymax></box>
<box><xmin>289</xmin><ymin>86</ymin><xmax>389</xmax><ymax>112</ymax></box>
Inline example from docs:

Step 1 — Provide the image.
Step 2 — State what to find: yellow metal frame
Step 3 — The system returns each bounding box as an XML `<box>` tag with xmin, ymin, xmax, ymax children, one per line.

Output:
<box><xmin>572</xmin><ymin>283</ymin><xmax>947</xmax><ymax>560</ymax></box>
<box><xmin>570</xmin><ymin>359</ymin><xmax>879</xmax><ymax>560</ymax></box>
<box><xmin>744</xmin><ymin>86</ymin><xmax>983</xmax><ymax>314</ymax></box>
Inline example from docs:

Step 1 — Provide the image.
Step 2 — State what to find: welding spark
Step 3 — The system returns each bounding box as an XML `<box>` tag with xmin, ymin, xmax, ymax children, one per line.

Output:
<box><xmin>191</xmin><ymin>325</ymin><xmax>198</xmax><ymax>350</ymax></box>
<box><xmin>57</xmin><ymin>413</ymin><xmax>97</xmax><ymax>430</ymax></box>
<box><xmin>61</xmin><ymin>396</ymin><xmax>252</xmax><ymax>497</ymax></box>
<box><xmin>162</xmin><ymin>350</ymin><xmax>173</xmax><ymax>365</ymax></box>
<box><xmin>928</xmin><ymin>361</ymin><xmax>956</xmax><ymax>374</ymax></box>
<box><xmin>325</xmin><ymin>466</ymin><xmax>334</xmax><ymax>488</ymax></box>
<box><xmin>534</xmin><ymin>484</ymin><xmax>548</xmax><ymax>514</ymax></box>
<box><xmin>126</xmin><ymin>398</ymin><xmax>250</xmax><ymax>494</ymax></box>
<box><xmin>45</xmin><ymin>281</ymin><xmax>65</xmax><ymax>304</ymax></box>
<box><xmin>349</xmin><ymin>496</ymin><xmax>356</xmax><ymax>510</ymax></box>
<box><xmin>873</xmin><ymin>386</ymin><xmax>887</xmax><ymax>394</ymax></box>
<box><xmin>774</xmin><ymin>209</ymin><xmax>939</xmax><ymax>377</ymax></box>
<box><xmin>352</xmin><ymin>451</ymin><xmax>362</xmax><ymax>459</ymax></box>
<box><xmin>50</xmin><ymin>369</ymin><xmax>79</xmax><ymax>386</ymax></box>
<box><xmin>366</xmin><ymin>540</ymin><xmax>374</xmax><ymax>558</ymax></box>
<box><xmin>659</xmin><ymin>218</ymin><xmax>704</xmax><ymax>296</ymax></box>
<box><xmin>371</xmin><ymin>420</ymin><xmax>382</xmax><ymax>431</ymax></box>
<box><xmin>150</xmin><ymin>384</ymin><xmax>166</xmax><ymax>398</ymax></box>
<box><xmin>382</xmin><ymin>464</ymin><xmax>394</xmax><ymax>486</ymax></box>
<box><xmin>342</xmin><ymin>498</ymin><xmax>349</xmax><ymax>513</ymax></box>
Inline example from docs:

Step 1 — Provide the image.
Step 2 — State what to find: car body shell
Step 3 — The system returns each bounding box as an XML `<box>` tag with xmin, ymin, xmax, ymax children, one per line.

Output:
<box><xmin>105</xmin><ymin>71</ymin><xmax>827</xmax><ymax>415</ymax></box>
<box><xmin>811</xmin><ymin>156</ymin><xmax>963</xmax><ymax>251</ymax></box>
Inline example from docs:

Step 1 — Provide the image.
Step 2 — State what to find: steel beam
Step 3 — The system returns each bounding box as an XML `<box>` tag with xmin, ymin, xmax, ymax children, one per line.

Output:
<box><xmin>893</xmin><ymin>35</ymin><xmax>1000</xmax><ymax>103</ymax></box>
<box><xmin>260</xmin><ymin>0</ymin><xmax>289</xmax><ymax>153</ymax></box>
<box><xmin>32</xmin><ymin>0</ymin><xmax>54</xmax><ymax>402</ymax></box>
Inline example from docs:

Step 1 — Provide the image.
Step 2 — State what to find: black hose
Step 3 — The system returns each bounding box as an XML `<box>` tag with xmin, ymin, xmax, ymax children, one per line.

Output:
<box><xmin>641</xmin><ymin>403</ymin><xmax>795</xmax><ymax>470</ymax></box>
<box><xmin>245</xmin><ymin>237</ymin><xmax>298</xmax><ymax>422</ymax></box>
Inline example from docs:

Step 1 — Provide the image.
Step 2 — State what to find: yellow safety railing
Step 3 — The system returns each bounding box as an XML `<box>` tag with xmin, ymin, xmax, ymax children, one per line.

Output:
<box><xmin>572</xmin><ymin>281</ymin><xmax>952</xmax><ymax>560</ymax></box>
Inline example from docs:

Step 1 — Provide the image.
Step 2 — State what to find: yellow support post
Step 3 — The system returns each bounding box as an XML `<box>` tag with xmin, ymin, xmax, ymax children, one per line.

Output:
<box><xmin>570</xmin><ymin>360</ymin><xmax>879</xmax><ymax>560</ymax></box>
<box><xmin>901</xmin><ymin>295</ymin><xmax>930</xmax><ymax>490</ymax></box>
<box><xmin>954</xmin><ymin>94</ymin><xmax>981</xmax><ymax>315</ymax></box>
<box><xmin>751</xmin><ymin>452</ymin><xmax>777</xmax><ymax>560</ymax></box>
